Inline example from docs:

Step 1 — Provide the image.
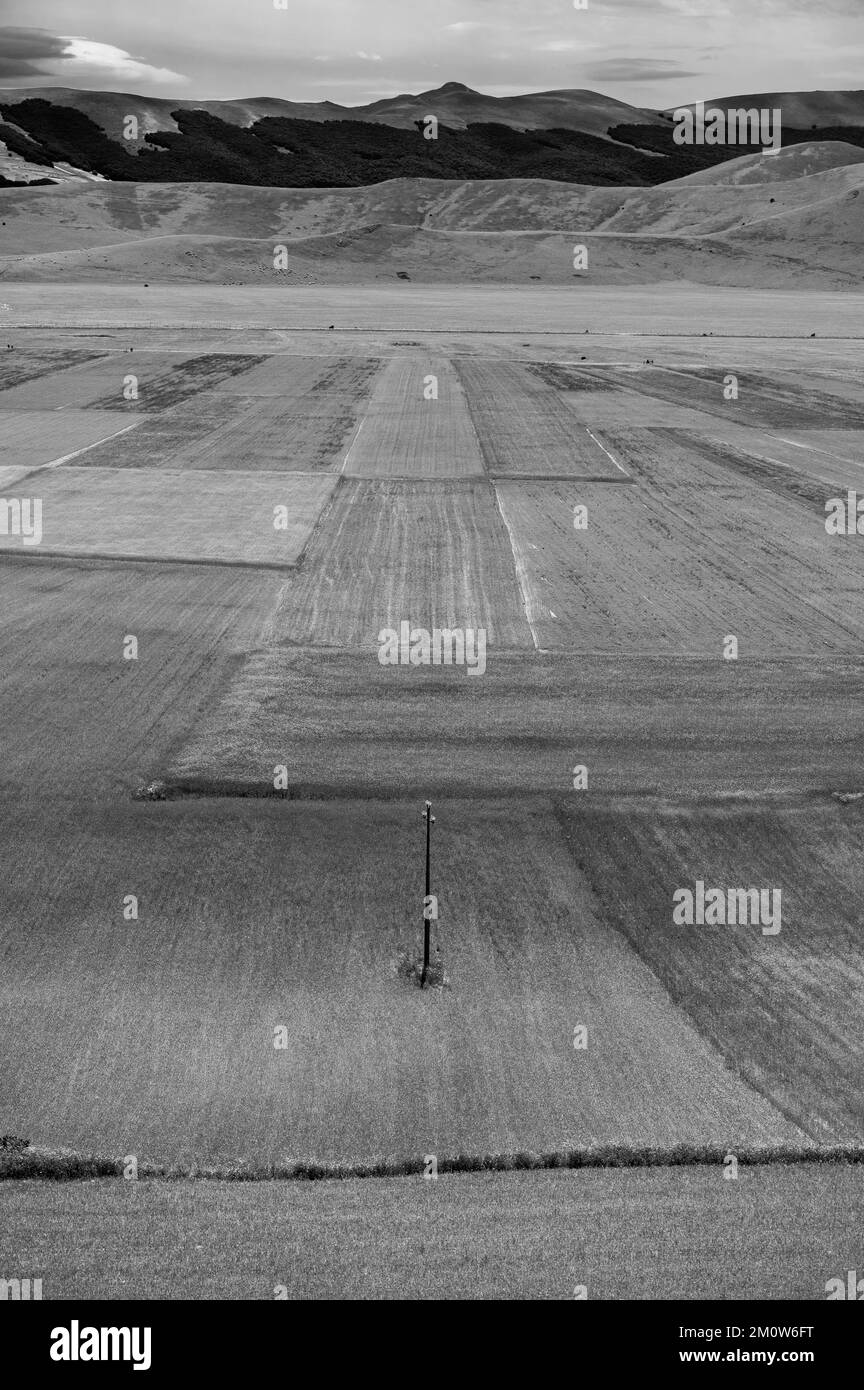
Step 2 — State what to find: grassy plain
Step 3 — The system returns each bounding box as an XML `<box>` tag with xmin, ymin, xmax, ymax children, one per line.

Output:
<box><xmin>3</xmin><ymin>282</ymin><xmax>864</xmax><ymax>333</ymax></box>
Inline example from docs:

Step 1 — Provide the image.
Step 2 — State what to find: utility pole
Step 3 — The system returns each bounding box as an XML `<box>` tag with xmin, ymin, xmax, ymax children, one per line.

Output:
<box><xmin>421</xmin><ymin>800</ymin><xmax>435</xmax><ymax>986</ymax></box>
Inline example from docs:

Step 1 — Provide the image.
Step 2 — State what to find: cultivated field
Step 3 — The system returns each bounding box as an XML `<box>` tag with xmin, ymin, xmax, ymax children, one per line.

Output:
<box><xmin>83</xmin><ymin>353</ymin><xmax>267</xmax><ymax>412</ymax></box>
<box><xmin>3</xmin><ymin>1164</ymin><xmax>861</xmax><ymax>1300</ymax></box>
<box><xmin>168</xmin><ymin>650</ymin><xmax>864</xmax><ymax>798</ymax></box>
<box><xmin>269</xmin><ymin>477</ymin><xmax>531</xmax><ymax>647</ymax></box>
<box><xmin>211</xmin><ymin>353</ymin><xmax>380</xmax><ymax>406</ymax></box>
<box><xmin>0</xmin><ymin>352</ymin><xmax>198</xmax><ymax>410</ymax></box>
<box><xmin>0</xmin><ymin>466</ymin><xmax>337</xmax><ymax>565</ymax></box>
<box><xmin>559</xmin><ymin>798</ymin><xmax>864</xmax><ymax>1143</ymax></box>
<box><xmin>155</xmin><ymin>397</ymin><xmax>362</xmax><ymax>472</ymax></box>
<box><xmin>0</xmin><ymin>559</ymin><xmax>281</xmax><ymax>795</ymax></box>
<box><xmin>1</xmin><ymin>282</ymin><xmax>863</xmax><ymax>1298</ymax></box>
<box><xmin>65</xmin><ymin>398</ymin><xmax>247</xmax><ymax>469</ymax></box>
<box><xmin>1</xmin><ymin>797</ymin><xmax>807</xmax><ymax>1168</ymax></box>
<box><xmin>0</xmin><ymin>410</ymin><xmax>141</xmax><ymax>470</ymax></box>
<box><xmin>342</xmin><ymin>358</ymin><xmax>484</xmax><ymax>478</ymax></box>
<box><xmin>0</xmin><ymin>346</ymin><xmax>104</xmax><ymax>391</ymax></box>
<box><xmin>457</xmin><ymin>360</ymin><xmax>627</xmax><ymax>478</ymax></box>
<box><xmin>494</xmin><ymin>458</ymin><xmax>864</xmax><ymax>653</ymax></box>
<box><xmin>577</xmin><ymin>363</ymin><xmax>864</xmax><ymax>432</ymax></box>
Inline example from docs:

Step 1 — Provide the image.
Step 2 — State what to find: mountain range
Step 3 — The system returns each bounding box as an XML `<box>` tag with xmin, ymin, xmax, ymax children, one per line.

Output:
<box><xmin>0</xmin><ymin>82</ymin><xmax>665</xmax><ymax>144</ymax></box>
<box><xmin>1</xmin><ymin>83</ymin><xmax>862</xmax><ymax>291</ymax></box>
<box><xmin>2</xmin><ymin>83</ymin><xmax>864</xmax><ymax>189</ymax></box>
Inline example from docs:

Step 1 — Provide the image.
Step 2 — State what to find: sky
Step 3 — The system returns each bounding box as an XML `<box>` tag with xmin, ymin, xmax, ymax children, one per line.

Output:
<box><xmin>0</xmin><ymin>0</ymin><xmax>861</xmax><ymax>108</ymax></box>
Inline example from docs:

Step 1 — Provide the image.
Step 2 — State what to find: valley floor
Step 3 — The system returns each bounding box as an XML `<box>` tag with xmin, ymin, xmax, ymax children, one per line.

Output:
<box><xmin>1</xmin><ymin>285</ymin><xmax>862</xmax><ymax>1298</ymax></box>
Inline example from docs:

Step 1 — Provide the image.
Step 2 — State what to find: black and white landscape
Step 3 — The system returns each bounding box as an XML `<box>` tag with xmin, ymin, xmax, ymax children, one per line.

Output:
<box><xmin>1</xmin><ymin>0</ymin><xmax>863</xmax><ymax>1318</ymax></box>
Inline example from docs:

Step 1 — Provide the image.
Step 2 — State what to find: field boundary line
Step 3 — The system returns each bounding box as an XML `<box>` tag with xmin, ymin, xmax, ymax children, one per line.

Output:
<box><xmin>119</xmin><ymin>641</ymin><xmax>864</xmax><ymax>661</ymax></box>
<box><xmin>292</xmin><ymin>473</ymin><xmax>346</xmax><ymax>570</ymax></box>
<box><xmin>490</xmin><ymin>472</ymin><xmax>634</xmax><ymax>482</ymax></box>
<box><xmin>652</xmin><ymin>364</ymin><xmax>715</xmax><ymax>383</ymax></box>
<box><xmin>5</xmin><ymin>1142</ymin><xmax>863</xmax><ymax>1185</ymax></box>
<box><xmin>0</xmin><ymin>548</ymin><xmax>297</xmax><ymax>572</ymax></box>
<box><xmin>342</xmin><ymin>471</ymin><xmax>489</xmax><ymax>480</ymax></box>
<box><xmin>686</xmin><ymin>430</ymin><xmax>861</xmax><ymax>487</ymax></box>
<box><xmin>643</xmin><ymin>365</ymin><xmax>864</xmax><ymax>440</ymax></box>
<box><xmin>769</xmin><ymin>433</ymin><xmax>864</xmax><ymax>470</ymax></box>
<box><xmin>491</xmin><ymin>483</ymin><xmax>541</xmax><ymax>651</ymax></box>
<box><xmin>31</xmin><ymin>464</ymin><xmax>344</xmax><ymax>481</ymax></box>
<box><xmin>8</xmin><ymin>323</ymin><xmax>864</xmax><ymax>339</ymax></box>
<box><xmin>450</xmin><ymin>354</ymin><xmax>492</xmax><ymax>480</ymax></box>
<box><xmin>584</xmin><ymin>429</ymin><xmax>630</xmax><ymax>475</ymax></box>
<box><xmin>135</xmin><ymin>777</ymin><xmax>864</xmax><ymax>806</ymax></box>
<box><xmin>340</xmin><ymin>413</ymin><xmax>367</xmax><ymax>473</ymax></box>
<box><xmin>673</xmin><ymin>427</ymin><xmax>861</xmax><ymax>491</ymax></box>
<box><xmin>10</xmin><ymin>420</ymin><xmax>143</xmax><ymax>481</ymax></box>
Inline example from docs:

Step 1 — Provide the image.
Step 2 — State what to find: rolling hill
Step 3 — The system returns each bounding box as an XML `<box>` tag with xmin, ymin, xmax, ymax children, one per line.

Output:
<box><xmin>666</xmin><ymin>140</ymin><xmax>864</xmax><ymax>185</ymax></box>
<box><xmin>1</xmin><ymin>143</ymin><xmax>861</xmax><ymax>288</ymax></box>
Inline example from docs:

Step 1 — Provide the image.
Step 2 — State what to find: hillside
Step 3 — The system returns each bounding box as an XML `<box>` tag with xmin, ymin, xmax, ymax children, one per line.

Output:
<box><xmin>2</xmin><ymin>86</ymin><xmax>864</xmax><ymax>191</ymax></box>
<box><xmin>1</xmin><ymin>146</ymin><xmax>861</xmax><ymax>288</ymax></box>
<box><xmin>666</xmin><ymin>141</ymin><xmax>864</xmax><ymax>186</ymax></box>
<box><xmin>0</xmin><ymin>98</ymin><xmax>689</xmax><ymax>189</ymax></box>
<box><xmin>672</xmin><ymin>90</ymin><xmax>864</xmax><ymax>128</ymax></box>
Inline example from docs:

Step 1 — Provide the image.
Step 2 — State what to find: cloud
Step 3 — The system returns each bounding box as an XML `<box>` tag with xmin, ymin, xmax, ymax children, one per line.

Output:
<box><xmin>0</xmin><ymin>26</ymin><xmax>186</xmax><ymax>86</ymax></box>
<box><xmin>356</xmin><ymin>51</ymin><xmax>383</xmax><ymax>62</ymax></box>
<box><xmin>444</xmin><ymin>22</ymin><xmax>489</xmax><ymax>32</ymax></box>
<box><xmin>58</xmin><ymin>37</ymin><xmax>187</xmax><ymax>85</ymax></box>
<box><xmin>658</xmin><ymin>0</ymin><xmax>733</xmax><ymax>14</ymax></box>
<box><xmin>583</xmin><ymin>58</ymin><xmax>705</xmax><ymax>81</ymax></box>
<box><xmin>0</xmin><ymin>26</ymin><xmax>68</xmax><ymax>79</ymax></box>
